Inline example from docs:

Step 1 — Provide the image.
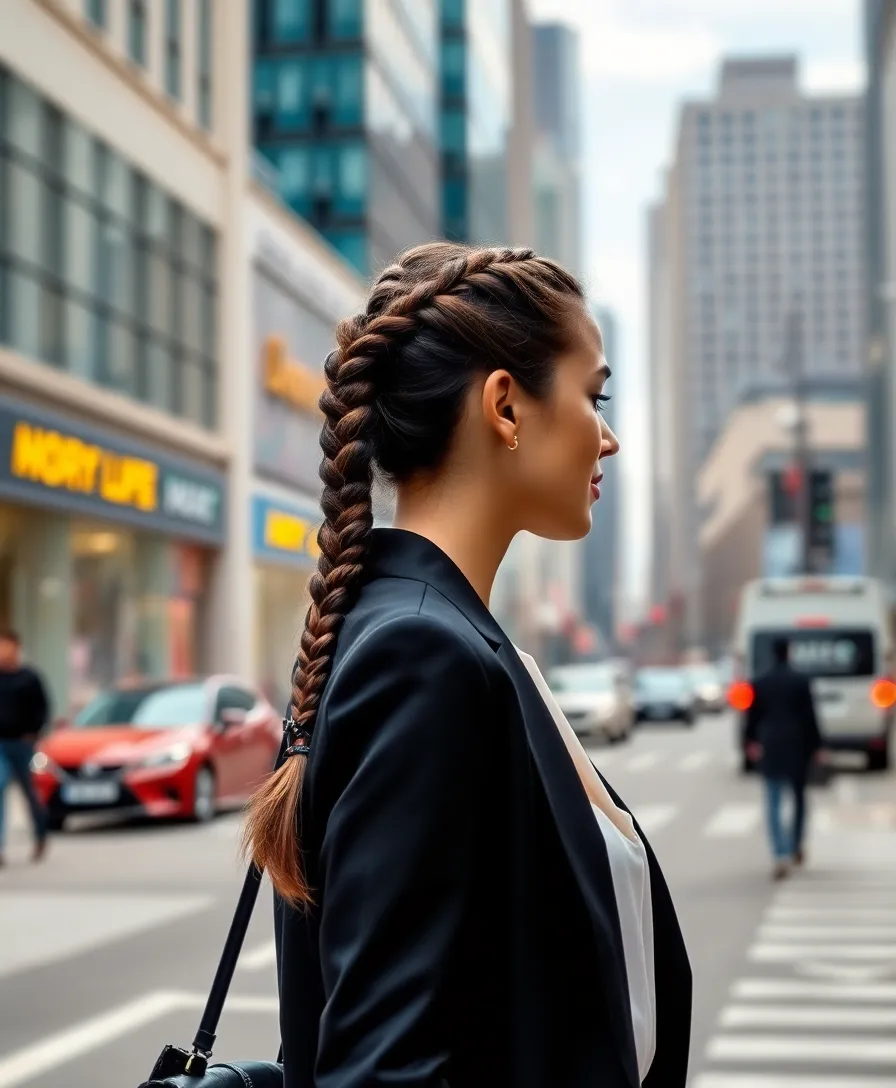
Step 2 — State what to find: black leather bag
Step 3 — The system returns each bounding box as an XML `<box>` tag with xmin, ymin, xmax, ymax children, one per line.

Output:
<box><xmin>139</xmin><ymin>738</ymin><xmax>288</xmax><ymax>1087</ymax></box>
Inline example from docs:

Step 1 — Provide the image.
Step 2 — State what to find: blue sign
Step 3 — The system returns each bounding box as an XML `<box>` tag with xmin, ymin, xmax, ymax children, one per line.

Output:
<box><xmin>252</xmin><ymin>493</ymin><xmax>321</xmax><ymax>567</ymax></box>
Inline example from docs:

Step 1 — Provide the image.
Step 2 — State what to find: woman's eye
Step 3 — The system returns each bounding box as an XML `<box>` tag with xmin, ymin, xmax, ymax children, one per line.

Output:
<box><xmin>591</xmin><ymin>393</ymin><xmax>612</xmax><ymax>414</ymax></box>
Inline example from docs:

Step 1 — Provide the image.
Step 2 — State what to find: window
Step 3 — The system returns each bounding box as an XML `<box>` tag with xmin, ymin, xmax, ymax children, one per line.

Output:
<box><xmin>0</xmin><ymin>66</ymin><xmax>220</xmax><ymax>426</ymax></box>
<box><xmin>197</xmin><ymin>0</ymin><xmax>213</xmax><ymax>130</ymax></box>
<box><xmin>328</xmin><ymin>0</ymin><xmax>362</xmax><ymax>39</ymax></box>
<box><xmin>442</xmin><ymin>39</ymin><xmax>465</xmax><ymax>98</ymax></box>
<box><xmin>85</xmin><ymin>0</ymin><xmax>106</xmax><ymax>28</ymax></box>
<box><xmin>273</xmin><ymin>0</ymin><xmax>311</xmax><ymax>43</ymax></box>
<box><xmin>129</xmin><ymin>0</ymin><xmax>147</xmax><ymax>67</ymax></box>
<box><xmin>165</xmin><ymin>0</ymin><xmax>181</xmax><ymax>100</ymax></box>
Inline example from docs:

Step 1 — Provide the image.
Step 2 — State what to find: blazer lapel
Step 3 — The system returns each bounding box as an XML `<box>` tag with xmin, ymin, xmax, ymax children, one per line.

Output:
<box><xmin>498</xmin><ymin>644</ymin><xmax>641</xmax><ymax>1088</ymax></box>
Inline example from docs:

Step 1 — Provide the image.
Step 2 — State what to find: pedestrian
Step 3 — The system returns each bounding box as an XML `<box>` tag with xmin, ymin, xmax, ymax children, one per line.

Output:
<box><xmin>0</xmin><ymin>629</ymin><xmax>50</xmax><ymax>865</ymax></box>
<box><xmin>243</xmin><ymin>243</ymin><xmax>692</xmax><ymax>1087</ymax></box>
<box><xmin>745</xmin><ymin>635</ymin><xmax>823</xmax><ymax>881</ymax></box>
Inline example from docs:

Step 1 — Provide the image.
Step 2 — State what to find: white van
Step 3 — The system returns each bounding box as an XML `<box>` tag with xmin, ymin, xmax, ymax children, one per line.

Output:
<box><xmin>731</xmin><ymin>576</ymin><xmax>895</xmax><ymax>771</ymax></box>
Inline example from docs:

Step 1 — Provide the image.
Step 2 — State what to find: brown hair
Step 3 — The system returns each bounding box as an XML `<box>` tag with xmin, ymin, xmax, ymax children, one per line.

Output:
<box><xmin>243</xmin><ymin>241</ymin><xmax>584</xmax><ymax>904</ymax></box>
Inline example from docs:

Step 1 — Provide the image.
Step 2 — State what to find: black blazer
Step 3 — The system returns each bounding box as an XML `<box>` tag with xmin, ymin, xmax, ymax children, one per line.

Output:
<box><xmin>276</xmin><ymin>528</ymin><xmax>691</xmax><ymax>1088</ymax></box>
<box><xmin>745</xmin><ymin>663</ymin><xmax>822</xmax><ymax>782</ymax></box>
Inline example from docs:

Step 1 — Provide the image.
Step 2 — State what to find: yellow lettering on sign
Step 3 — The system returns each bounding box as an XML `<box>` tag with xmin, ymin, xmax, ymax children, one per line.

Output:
<box><xmin>10</xmin><ymin>421</ymin><xmax>158</xmax><ymax>512</ymax></box>
<box><xmin>10</xmin><ymin>423</ymin><xmax>102</xmax><ymax>494</ymax></box>
<box><xmin>263</xmin><ymin>336</ymin><xmax>326</xmax><ymax>415</ymax></box>
<box><xmin>264</xmin><ymin>510</ymin><xmax>309</xmax><ymax>553</ymax></box>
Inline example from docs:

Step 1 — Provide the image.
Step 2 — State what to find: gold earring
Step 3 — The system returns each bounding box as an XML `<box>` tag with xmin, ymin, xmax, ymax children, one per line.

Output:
<box><xmin>508</xmin><ymin>435</ymin><xmax>519</xmax><ymax>451</ymax></box>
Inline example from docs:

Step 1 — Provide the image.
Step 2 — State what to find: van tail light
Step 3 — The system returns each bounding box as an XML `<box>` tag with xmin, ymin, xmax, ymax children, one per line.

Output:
<box><xmin>870</xmin><ymin>679</ymin><xmax>896</xmax><ymax>710</ymax></box>
<box><xmin>728</xmin><ymin>681</ymin><xmax>755</xmax><ymax>712</ymax></box>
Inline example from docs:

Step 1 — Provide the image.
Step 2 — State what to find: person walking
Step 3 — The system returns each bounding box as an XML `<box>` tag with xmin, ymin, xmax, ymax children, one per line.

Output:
<box><xmin>244</xmin><ymin>242</ymin><xmax>692</xmax><ymax>1087</ymax></box>
<box><xmin>0</xmin><ymin>629</ymin><xmax>50</xmax><ymax>865</ymax></box>
<box><xmin>746</xmin><ymin>636</ymin><xmax>823</xmax><ymax>880</ymax></box>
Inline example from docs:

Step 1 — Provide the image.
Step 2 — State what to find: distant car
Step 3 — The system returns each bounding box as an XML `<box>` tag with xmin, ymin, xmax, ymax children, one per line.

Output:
<box><xmin>634</xmin><ymin>667</ymin><xmax>696</xmax><ymax>725</ymax></box>
<box><xmin>30</xmin><ymin>677</ymin><xmax>282</xmax><ymax>829</ymax></box>
<box><xmin>548</xmin><ymin>662</ymin><xmax>634</xmax><ymax>743</ymax></box>
<box><xmin>686</xmin><ymin>663</ymin><xmax>726</xmax><ymax>714</ymax></box>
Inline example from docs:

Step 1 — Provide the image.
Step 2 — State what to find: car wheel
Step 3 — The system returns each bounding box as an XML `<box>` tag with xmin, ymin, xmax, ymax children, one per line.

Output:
<box><xmin>190</xmin><ymin>765</ymin><xmax>217</xmax><ymax>823</ymax></box>
<box><xmin>741</xmin><ymin>752</ymin><xmax>756</xmax><ymax>775</ymax></box>
<box><xmin>47</xmin><ymin>812</ymin><xmax>66</xmax><ymax>833</ymax></box>
<box><xmin>868</xmin><ymin>741</ymin><xmax>890</xmax><ymax>773</ymax></box>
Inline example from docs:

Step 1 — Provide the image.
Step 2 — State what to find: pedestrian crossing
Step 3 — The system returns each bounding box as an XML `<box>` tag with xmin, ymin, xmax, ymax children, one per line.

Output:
<box><xmin>692</xmin><ymin>869</ymin><xmax>896</xmax><ymax>1088</ymax></box>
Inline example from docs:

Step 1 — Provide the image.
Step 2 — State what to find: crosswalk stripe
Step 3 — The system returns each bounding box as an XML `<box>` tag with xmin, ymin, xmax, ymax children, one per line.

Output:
<box><xmin>750</xmin><ymin>942</ymin><xmax>896</xmax><ymax>963</ymax></box>
<box><xmin>239</xmin><ymin>940</ymin><xmax>277</xmax><ymax>971</ymax></box>
<box><xmin>679</xmin><ymin>750</ymin><xmax>712</xmax><ymax>772</ymax></box>
<box><xmin>720</xmin><ymin>1004</ymin><xmax>896</xmax><ymax>1029</ymax></box>
<box><xmin>704</xmin><ymin>804</ymin><xmax>761</xmax><ymax>837</ymax></box>
<box><xmin>625</xmin><ymin>752</ymin><xmax>661</xmax><ymax>773</ymax></box>
<box><xmin>706</xmin><ymin>1033</ymin><xmax>896</xmax><ymax>1064</ymax></box>
<box><xmin>767</xmin><ymin>908</ymin><xmax>896</xmax><ymax>923</ymax></box>
<box><xmin>732</xmin><ymin>978</ymin><xmax>896</xmax><ymax>1002</ymax></box>
<box><xmin>759</xmin><ymin>924</ymin><xmax>896</xmax><ymax>942</ymax></box>
<box><xmin>631</xmin><ymin>805</ymin><xmax>677</xmax><ymax>834</ymax></box>
<box><xmin>693</xmin><ymin>1076</ymin><xmax>896</xmax><ymax>1088</ymax></box>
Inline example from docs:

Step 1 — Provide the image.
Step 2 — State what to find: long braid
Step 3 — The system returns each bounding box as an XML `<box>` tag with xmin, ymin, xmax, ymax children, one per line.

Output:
<box><xmin>244</xmin><ymin>243</ymin><xmax>579</xmax><ymax>905</ymax></box>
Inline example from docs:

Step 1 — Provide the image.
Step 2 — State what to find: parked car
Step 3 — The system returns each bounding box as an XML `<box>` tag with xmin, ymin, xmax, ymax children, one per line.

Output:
<box><xmin>633</xmin><ymin>667</ymin><xmax>697</xmax><ymax>725</ymax></box>
<box><xmin>548</xmin><ymin>662</ymin><xmax>634</xmax><ymax>743</ymax></box>
<box><xmin>30</xmin><ymin>677</ymin><xmax>282</xmax><ymax>829</ymax></box>
<box><xmin>686</xmin><ymin>663</ymin><xmax>726</xmax><ymax>714</ymax></box>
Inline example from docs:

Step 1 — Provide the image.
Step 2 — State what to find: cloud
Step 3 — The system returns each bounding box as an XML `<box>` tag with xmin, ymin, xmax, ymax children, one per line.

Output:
<box><xmin>803</xmin><ymin>57</ymin><xmax>866</xmax><ymax>92</ymax></box>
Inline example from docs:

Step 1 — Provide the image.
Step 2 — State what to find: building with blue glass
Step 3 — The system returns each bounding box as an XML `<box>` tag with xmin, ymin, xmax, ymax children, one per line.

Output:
<box><xmin>253</xmin><ymin>0</ymin><xmax>441</xmax><ymax>276</ymax></box>
<box><xmin>439</xmin><ymin>0</ymin><xmax>512</xmax><ymax>244</ymax></box>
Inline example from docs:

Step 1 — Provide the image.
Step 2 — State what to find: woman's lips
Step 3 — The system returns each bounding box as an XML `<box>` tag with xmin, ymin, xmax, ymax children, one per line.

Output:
<box><xmin>590</xmin><ymin>474</ymin><xmax>603</xmax><ymax>502</ymax></box>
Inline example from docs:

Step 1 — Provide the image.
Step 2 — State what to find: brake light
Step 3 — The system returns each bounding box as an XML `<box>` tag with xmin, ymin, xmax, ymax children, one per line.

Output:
<box><xmin>870</xmin><ymin>679</ymin><xmax>896</xmax><ymax>710</ymax></box>
<box><xmin>728</xmin><ymin>681</ymin><xmax>755</xmax><ymax>712</ymax></box>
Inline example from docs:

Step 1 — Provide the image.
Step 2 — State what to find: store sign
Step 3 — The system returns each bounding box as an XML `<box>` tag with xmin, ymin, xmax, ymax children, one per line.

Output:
<box><xmin>252</xmin><ymin>494</ymin><xmax>321</xmax><ymax>566</ymax></box>
<box><xmin>262</xmin><ymin>335</ymin><xmax>325</xmax><ymax>416</ymax></box>
<box><xmin>0</xmin><ymin>401</ymin><xmax>226</xmax><ymax>544</ymax></box>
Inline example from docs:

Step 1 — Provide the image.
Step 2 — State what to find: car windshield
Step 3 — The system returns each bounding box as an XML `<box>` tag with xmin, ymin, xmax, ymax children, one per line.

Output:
<box><xmin>636</xmin><ymin>669</ymin><xmax>687</xmax><ymax>695</ymax></box>
<box><xmin>549</xmin><ymin>666</ymin><xmax>615</xmax><ymax>694</ymax></box>
<box><xmin>688</xmin><ymin>666</ymin><xmax>719</xmax><ymax>686</ymax></box>
<box><xmin>73</xmin><ymin>683</ymin><xmax>207</xmax><ymax>729</ymax></box>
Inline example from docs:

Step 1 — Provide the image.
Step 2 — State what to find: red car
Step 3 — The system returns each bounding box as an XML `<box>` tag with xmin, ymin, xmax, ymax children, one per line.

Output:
<box><xmin>31</xmin><ymin>677</ymin><xmax>283</xmax><ymax>829</ymax></box>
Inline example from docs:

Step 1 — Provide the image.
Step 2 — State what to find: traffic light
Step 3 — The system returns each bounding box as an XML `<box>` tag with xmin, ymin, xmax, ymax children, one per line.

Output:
<box><xmin>807</xmin><ymin>469</ymin><xmax>835</xmax><ymax>573</ymax></box>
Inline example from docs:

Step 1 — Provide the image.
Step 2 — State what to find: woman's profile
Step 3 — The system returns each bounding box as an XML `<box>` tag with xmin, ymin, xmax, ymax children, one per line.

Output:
<box><xmin>244</xmin><ymin>242</ymin><xmax>692</xmax><ymax>1088</ymax></box>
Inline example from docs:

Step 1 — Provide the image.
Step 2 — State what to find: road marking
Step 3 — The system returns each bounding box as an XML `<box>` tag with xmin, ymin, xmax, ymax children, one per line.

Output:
<box><xmin>720</xmin><ymin>1004</ymin><xmax>896</xmax><ymax>1029</ymax></box>
<box><xmin>625</xmin><ymin>752</ymin><xmax>661</xmax><ymax>773</ymax></box>
<box><xmin>707</xmin><ymin>1034</ymin><xmax>896</xmax><ymax>1064</ymax></box>
<box><xmin>732</xmin><ymin>978</ymin><xmax>896</xmax><ymax>1002</ymax></box>
<box><xmin>631</xmin><ymin>805</ymin><xmax>677</xmax><ymax>834</ymax></box>
<box><xmin>693</xmin><ymin>1076</ymin><xmax>896</xmax><ymax>1088</ymax></box>
<box><xmin>239</xmin><ymin>939</ymin><xmax>277</xmax><ymax>971</ymax></box>
<box><xmin>0</xmin><ymin>893</ymin><xmax>213</xmax><ymax>979</ymax></box>
<box><xmin>0</xmin><ymin>990</ymin><xmax>279</xmax><ymax>1087</ymax></box>
<box><xmin>767</xmin><ymin>908</ymin><xmax>896</xmax><ymax>923</ymax></box>
<box><xmin>0</xmin><ymin>991</ymin><xmax>180</xmax><ymax>1088</ymax></box>
<box><xmin>704</xmin><ymin>803</ymin><xmax>761</xmax><ymax>837</ymax></box>
<box><xmin>759</xmin><ymin>924</ymin><xmax>896</xmax><ymax>942</ymax></box>
<box><xmin>750</xmin><ymin>942</ymin><xmax>896</xmax><ymax>963</ymax></box>
<box><xmin>679</xmin><ymin>750</ymin><xmax>713</xmax><ymax>772</ymax></box>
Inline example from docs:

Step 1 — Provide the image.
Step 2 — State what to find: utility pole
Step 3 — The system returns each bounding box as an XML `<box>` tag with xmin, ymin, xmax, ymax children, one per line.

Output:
<box><xmin>783</xmin><ymin>307</ymin><xmax>811</xmax><ymax>574</ymax></box>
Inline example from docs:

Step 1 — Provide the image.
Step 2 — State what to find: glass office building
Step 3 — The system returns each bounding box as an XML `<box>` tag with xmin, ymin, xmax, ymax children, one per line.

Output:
<box><xmin>253</xmin><ymin>0</ymin><xmax>441</xmax><ymax>275</ymax></box>
<box><xmin>440</xmin><ymin>0</ymin><xmax>511</xmax><ymax>244</ymax></box>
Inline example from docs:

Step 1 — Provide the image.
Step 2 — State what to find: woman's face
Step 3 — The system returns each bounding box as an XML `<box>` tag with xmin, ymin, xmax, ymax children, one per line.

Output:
<box><xmin>510</xmin><ymin>309</ymin><xmax>619</xmax><ymax>541</ymax></box>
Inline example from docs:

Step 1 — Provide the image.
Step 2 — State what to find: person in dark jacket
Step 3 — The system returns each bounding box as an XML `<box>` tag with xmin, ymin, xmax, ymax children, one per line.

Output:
<box><xmin>0</xmin><ymin>629</ymin><xmax>50</xmax><ymax>864</ymax></box>
<box><xmin>243</xmin><ymin>242</ymin><xmax>692</xmax><ymax>1087</ymax></box>
<box><xmin>745</xmin><ymin>636</ymin><xmax>823</xmax><ymax>880</ymax></box>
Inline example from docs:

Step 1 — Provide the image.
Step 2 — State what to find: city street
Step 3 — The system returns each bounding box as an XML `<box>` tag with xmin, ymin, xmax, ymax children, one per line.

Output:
<box><xmin>0</xmin><ymin>713</ymin><xmax>894</xmax><ymax>1088</ymax></box>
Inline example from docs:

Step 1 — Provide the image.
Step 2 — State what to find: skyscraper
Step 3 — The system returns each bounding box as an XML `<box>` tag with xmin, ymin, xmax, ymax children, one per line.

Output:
<box><xmin>253</xmin><ymin>0</ymin><xmax>440</xmax><ymax>275</ymax></box>
<box><xmin>532</xmin><ymin>22</ymin><xmax>582</xmax><ymax>275</ymax></box>
<box><xmin>439</xmin><ymin>0</ymin><xmax>512</xmax><ymax>244</ymax></box>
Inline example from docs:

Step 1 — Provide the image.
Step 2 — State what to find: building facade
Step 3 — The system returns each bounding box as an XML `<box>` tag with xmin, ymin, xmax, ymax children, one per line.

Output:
<box><xmin>253</xmin><ymin>0</ymin><xmax>441</xmax><ymax>276</ymax></box>
<box><xmin>649</xmin><ymin>56</ymin><xmax>866</xmax><ymax>652</ymax></box>
<box><xmin>439</xmin><ymin>0</ymin><xmax>512</xmax><ymax>244</ymax></box>
<box><xmin>865</xmin><ymin>1</ymin><xmax>896</xmax><ymax>591</ymax></box>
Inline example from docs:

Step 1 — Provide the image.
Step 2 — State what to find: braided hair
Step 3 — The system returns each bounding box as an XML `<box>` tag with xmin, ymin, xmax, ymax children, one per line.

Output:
<box><xmin>243</xmin><ymin>242</ymin><xmax>584</xmax><ymax>904</ymax></box>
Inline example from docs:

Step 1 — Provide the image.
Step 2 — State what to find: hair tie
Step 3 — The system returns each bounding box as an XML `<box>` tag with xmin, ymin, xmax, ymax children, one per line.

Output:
<box><xmin>282</xmin><ymin>717</ymin><xmax>312</xmax><ymax>758</ymax></box>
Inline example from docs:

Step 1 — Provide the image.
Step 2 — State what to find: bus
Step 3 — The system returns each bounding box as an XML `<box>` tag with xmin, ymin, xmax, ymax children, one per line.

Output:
<box><xmin>730</xmin><ymin>576</ymin><xmax>895</xmax><ymax>772</ymax></box>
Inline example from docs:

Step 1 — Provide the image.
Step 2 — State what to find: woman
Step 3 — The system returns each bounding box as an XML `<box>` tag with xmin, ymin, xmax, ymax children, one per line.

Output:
<box><xmin>245</xmin><ymin>242</ymin><xmax>692</xmax><ymax>1087</ymax></box>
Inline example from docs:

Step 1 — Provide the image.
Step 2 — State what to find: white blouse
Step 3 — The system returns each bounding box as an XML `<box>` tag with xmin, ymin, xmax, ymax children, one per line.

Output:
<box><xmin>515</xmin><ymin>648</ymin><xmax>657</xmax><ymax>1085</ymax></box>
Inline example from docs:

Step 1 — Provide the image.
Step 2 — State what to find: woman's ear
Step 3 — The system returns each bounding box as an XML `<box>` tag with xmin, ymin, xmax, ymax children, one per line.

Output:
<box><xmin>481</xmin><ymin>370</ymin><xmax>519</xmax><ymax>449</ymax></box>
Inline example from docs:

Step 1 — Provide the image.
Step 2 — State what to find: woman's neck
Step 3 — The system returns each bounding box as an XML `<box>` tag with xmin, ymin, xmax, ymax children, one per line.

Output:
<box><xmin>393</xmin><ymin>481</ymin><xmax>514</xmax><ymax>607</ymax></box>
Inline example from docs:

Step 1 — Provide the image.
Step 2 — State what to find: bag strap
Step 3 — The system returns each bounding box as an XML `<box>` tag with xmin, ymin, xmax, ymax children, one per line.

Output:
<box><xmin>185</xmin><ymin>730</ymin><xmax>290</xmax><ymax>1073</ymax></box>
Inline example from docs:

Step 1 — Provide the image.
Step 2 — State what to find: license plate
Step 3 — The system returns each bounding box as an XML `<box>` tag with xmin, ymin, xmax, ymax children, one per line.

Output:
<box><xmin>649</xmin><ymin>705</ymin><xmax>674</xmax><ymax>718</ymax></box>
<box><xmin>62</xmin><ymin>781</ymin><xmax>120</xmax><ymax>805</ymax></box>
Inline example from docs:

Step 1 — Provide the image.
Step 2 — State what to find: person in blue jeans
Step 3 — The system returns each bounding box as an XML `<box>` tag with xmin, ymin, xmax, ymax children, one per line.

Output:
<box><xmin>0</xmin><ymin>629</ymin><xmax>50</xmax><ymax>865</ymax></box>
<box><xmin>745</xmin><ymin>636</ymin><xmax>823</xmax><ymax>880</ymax></box>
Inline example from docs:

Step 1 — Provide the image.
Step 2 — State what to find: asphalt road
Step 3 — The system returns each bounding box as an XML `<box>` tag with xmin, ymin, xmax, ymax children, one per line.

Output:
<box><xmin>1</xmin><ymin>711</ymin><xmax>894</xmax><ymax>1087</ymax></box>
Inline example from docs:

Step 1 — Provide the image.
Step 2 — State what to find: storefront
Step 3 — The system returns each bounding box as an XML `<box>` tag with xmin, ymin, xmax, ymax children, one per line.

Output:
<box><xmin>0</xmin><ymin>397</ymin><xmax>226</xmax><ymax>714</ymax></box>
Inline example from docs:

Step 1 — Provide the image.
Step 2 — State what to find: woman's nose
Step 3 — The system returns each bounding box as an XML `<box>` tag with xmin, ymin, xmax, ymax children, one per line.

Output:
<box><xmin>601</xmin><ymin>420</ymin><xmax>620</xmax><ymax>458</ymax></box>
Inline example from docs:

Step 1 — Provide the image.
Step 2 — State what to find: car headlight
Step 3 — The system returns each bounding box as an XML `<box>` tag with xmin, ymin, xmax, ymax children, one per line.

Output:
<box><xmin>30</xmin><ymin>751</ymin><xmax>60</xmax><ymax>775</ymax></box>
<box><xmin>136</xmin><ymin>741</ymin><xmax>193</xmax><ymax>769</ymax></box>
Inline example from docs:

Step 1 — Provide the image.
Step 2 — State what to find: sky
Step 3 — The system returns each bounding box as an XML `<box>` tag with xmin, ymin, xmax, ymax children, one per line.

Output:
<box><xmin>528</xmin><ymin>0</ymin><xmax>865</xmax><ymax>622</ymax></box>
